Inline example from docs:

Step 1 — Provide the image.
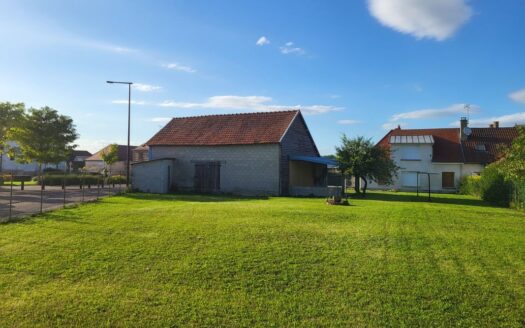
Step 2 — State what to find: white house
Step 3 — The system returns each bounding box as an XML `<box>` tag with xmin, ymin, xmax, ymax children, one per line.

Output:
<box><xmin>369</xmin><ymin>118</ymin><xmax>519</xmax><ymax>192</ymax></box>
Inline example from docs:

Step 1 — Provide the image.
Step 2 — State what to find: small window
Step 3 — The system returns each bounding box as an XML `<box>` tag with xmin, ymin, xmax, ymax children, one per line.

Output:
<box><xmin>400</xmin><ymin>145</ymin><xmax>421</xmax><ymax>161</ymax></box>
<box><xmin>475</xmin><ymin>144</ymin><xmax>486</xmax><ymax>151</ymax></box>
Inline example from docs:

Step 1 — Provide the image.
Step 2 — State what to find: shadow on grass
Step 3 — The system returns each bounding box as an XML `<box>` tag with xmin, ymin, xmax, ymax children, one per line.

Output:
<box><xmin>122</xmin><ymin>192</ymin><xmax>269</xmax><ymax>203</ymax></box>
<box><xmin>350</xmin><ymin>191</ymin><xmax>493</xmax><ymax>208</ymax></box>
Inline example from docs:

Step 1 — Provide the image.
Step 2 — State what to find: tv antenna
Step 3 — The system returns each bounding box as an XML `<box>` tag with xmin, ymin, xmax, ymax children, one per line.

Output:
<box><xmin>464</xmin><ymin>104</ymin><xmax>471</xmax><ymax>120</ymax></box>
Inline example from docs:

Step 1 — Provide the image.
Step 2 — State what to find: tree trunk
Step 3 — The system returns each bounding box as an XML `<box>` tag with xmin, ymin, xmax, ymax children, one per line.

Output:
<box><xmin>0</xmin><ymin>151</ymin><xmax>3</xmax><ymax>173</ymax></box>
<box><xmin>362</xmin><ymin>177</ymin><xmax>368</xmax><ymax>196</ymax></box>
<box><xmin>354</xmin><ymin>175</ymin><xmax>361</xmax><ymax>194</ymax></box>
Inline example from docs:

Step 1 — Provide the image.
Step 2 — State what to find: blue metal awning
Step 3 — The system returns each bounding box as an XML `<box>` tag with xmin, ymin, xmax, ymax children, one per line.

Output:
<box><xmin>290</xmin><ymin>155</ymin><xmax>338</xmax><ymax>167</ymax></box>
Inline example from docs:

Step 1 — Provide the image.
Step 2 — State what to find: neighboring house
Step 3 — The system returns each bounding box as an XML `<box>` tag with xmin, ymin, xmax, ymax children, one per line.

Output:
<box><xmin>0</xmin><ymin>141</ymin><xmax>90</xmax><ymax>175</ymax></box>
<box><xmin>132</xmin><ymin>110</ymin><xmax>336</xmax><ymax>195</ymax></box>
<box><xmin>84</xmin><ymin>145</ymin><xmax>137</xmax><ymax>174</ymax></box>
<box><xmin>369</xmin><ymin>118</ymin><xmax>519</xmax><ymax>192</ymax></box>
<box><xmin>66</xmin><ymin>150</ymin><xmax>92</xmax><ymax>172</ymax></box>
<box><xmin>132</xmin><ymin>145</ymin><xmax>149</xmax><ymax>162</ymax></box>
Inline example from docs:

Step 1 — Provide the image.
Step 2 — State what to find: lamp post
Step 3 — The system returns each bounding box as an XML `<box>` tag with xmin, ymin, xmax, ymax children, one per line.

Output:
<box><xmin>106</xmin><ymin>80</ymin><xmax>133</xmax><ymax>188</ymax></box>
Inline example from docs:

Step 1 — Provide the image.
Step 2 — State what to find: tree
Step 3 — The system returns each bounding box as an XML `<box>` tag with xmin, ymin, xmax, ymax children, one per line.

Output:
<box><xmin>335</xmin><ymin>135</ymin><xmax>398</xmax><ymax>195</ymax></box>
<box><xmin>497</xmin><ymin>126</ymin><xmax>525</xmax><ymax>182</ymax></box>
<box><xmin>8</xmin><ymin>106</ymin><xmax>78</xmax><ymax>176</ymax></box>
<box><xmin>101</xmin><ymin>144</ymin><xmax>119</xmax><ymax>176</ymax></box>
<box><xmin>0</xmin><ymin>102</ymin><xmax>25</xmax><ymax>172</ymax></box>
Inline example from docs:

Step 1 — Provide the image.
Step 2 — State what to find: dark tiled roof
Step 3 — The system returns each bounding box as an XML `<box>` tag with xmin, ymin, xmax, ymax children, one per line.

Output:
<box><xmin>146</xmin><ymin>110</ymin><xmax>300</xmax><ymax>146</ymax></box>
<box><xmin>462</xmin><ymin>127</ymin><xmax>518</xmax><ymax>163</ymax></box>
<box><xmin>68</xmin><ymin>150</ymin><xmax>92</xmax><ymax>161</ymax></box>
<box><xmin>378</xmin><ymin>127</ymin><xmax>518</xmax><ymax>164</ymax></box>
<box><xmin>86</xmin><ymin>145</ymin><xmax>137</xmax><ymax>161</ymax></box>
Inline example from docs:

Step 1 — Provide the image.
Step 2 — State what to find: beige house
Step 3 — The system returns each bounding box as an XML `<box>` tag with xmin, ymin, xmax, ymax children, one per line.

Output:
<box><xmin>84</xmin><ymin>145</ymin><xmax>137</xmax><ymax>174</ymax></box>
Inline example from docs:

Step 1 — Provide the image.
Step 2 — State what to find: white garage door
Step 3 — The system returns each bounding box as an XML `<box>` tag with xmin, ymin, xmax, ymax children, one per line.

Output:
<box><xmin>401</xmin><ymin>172</ymin><xmax>418</xmax><ymax>187</ymax></box>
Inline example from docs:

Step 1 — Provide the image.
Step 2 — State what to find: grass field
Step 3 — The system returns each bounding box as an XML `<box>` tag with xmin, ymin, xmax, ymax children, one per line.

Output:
<box><xmin>1</xmin><ymin>192</ymin><xmax>524</xmax><ymax>327</ymax></box>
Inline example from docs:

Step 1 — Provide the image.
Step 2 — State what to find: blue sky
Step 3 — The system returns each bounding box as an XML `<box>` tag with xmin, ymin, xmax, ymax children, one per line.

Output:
<box><xmin>1</xmin><ymin>0</ymin><xmax>524</xmax><ymax>155</ymax></box>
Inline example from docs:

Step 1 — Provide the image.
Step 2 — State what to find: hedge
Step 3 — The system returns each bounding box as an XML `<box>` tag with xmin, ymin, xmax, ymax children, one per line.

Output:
<box><xmin>35</xmin><ymin>175</ymin><xmax>127</xmax><ymax>186</ymax></box>
<box><xmin>459</xmin><ymin>175</ymin><xmax>481</xmax><ymax>197</ymax></box>
<box><xmin>479</xmin><ymin>165</ymin><xmax>512</xmax><ymax>207</ymax></box>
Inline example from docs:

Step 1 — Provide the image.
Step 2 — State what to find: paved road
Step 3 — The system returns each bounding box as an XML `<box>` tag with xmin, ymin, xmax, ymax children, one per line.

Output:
<box><xmin>0</xmin><ymin>184</ymin><xmax>124</xmax><ymax>222</ymax></box>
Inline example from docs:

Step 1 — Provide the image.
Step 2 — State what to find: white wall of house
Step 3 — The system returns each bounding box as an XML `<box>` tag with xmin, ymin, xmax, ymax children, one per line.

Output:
<box><xmin>150</xmin><ymin>144</ymin><xmax>281</xmax><ymax>195</ymax></box>
<box><xmin>131</xmin><ymin>159</ymin><xmax>176</xmax><ymax>193</ymax></box>
<box><xmin>368</xmin><ymin>143</ymin><xmax>484</xmax><ymax>192</ymax></box>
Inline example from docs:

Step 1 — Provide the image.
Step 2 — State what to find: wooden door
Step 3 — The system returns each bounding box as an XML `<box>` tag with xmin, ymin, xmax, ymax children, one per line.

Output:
<box><xmin>194</xmin><ymin>162</ymin><xmax>220</xmax><ymax>193</ymax></box>
<box><xmin>442</xmin><ymin>172</ymin><xmax>455</xmax><ymax>188</ymax></box>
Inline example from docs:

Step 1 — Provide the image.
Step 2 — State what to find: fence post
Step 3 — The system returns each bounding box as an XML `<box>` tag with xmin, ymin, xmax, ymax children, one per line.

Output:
<box><xmin>97</xmin><ymin>175</ymin><xmax>100</xmax><ymax>200</ymax></box>
<box><xmin>81</xmin><ymin>173</ymin><xmax>85</xmax><ymax>202</ymax></box>
<box><xmin>9</xmin><ymin>173</ymin><xmax>13</xmax><ymax>221</ymax></box>
<box><xmin>40</xmin><ymin>175</ymin><xmax>44</xmax><ymax>213</ymax></box>
<box><xmin>63</xmin><ymin>174</ymin><xmax>66</xmax><ymax>208</ymax></box>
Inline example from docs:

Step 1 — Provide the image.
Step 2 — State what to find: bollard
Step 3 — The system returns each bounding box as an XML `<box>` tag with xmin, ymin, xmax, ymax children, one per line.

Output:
<box><xmin>21</xmin><ymin>180</ymin><xmax>24</xmax><ymax>191</ymax></box>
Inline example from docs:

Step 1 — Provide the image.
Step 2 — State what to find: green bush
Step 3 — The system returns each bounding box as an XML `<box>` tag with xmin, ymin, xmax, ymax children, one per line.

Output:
<box><xmin>480</xmin><ymin>165</ymin><xmax>512</xmax><ymax>207</ymax></box>
<box><xmin>108</xmin><ymin>175</ymin><xmax>127</xmax><ymax>184</ymax></box>
<box><xmin>459</xmin><ymin>175</ymin><xmax>482</xmax><ymax>196</ymax></box>
<box><xmin>38</xmin><ymin>175</ymin><xmax>102</xmax><ymax>186</ymax></box>
<box><xmin>510</xmin><ymin>180</ymin><xmax>525</xmax><ymax>210</ymax></box>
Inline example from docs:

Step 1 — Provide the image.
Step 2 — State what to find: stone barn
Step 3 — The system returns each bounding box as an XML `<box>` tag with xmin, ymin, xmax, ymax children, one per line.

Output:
<box><xmin>131</xmin><ymin>110</ymin><xmax>335</xmax><ymax>196</ymax></box>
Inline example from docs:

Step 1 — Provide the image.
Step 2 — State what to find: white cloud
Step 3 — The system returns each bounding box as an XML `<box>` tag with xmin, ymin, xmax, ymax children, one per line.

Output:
<box><xmin>367</xmin><ymin>0</ymin><xmax>472</xmax><ymax>41</ymax></box>
<box><xmin>164</xmin><ymin>63</ymin><xmax>196</xmax><ymax>73</ymax></box>
<box><xmin>132</xmin><ymin>83</ymin><xmax>161</xmax><ymax>92</ymax></box>
<box><xmin>509</xmin><ymin>88</ymin><xmax>525</xmax><ymax>104</ymax></box>
<box><xmin>150</xmin><ymin>117</ymin><xmax>172</xmax><ymax>123</ymax></box>
<box><xmin>280</xmin><ymin>42</ymin><xmax>305</xmax><ymax>55</ymax></box>
<box><xmin>158</xmin><ymin>95</ymin><xmax>341</xmax><ymax>115</ymax></box>
<box><xmin>112</xmin><ymin>100</ymin><xmax>146</xmax><ymax>105</ymax></box>
<box><xmin>452</xmin><ymin>112</ymin><xmax>525</xmax><ymax>127</ymax></box>
<box><xmin>337</xmin><ymin>119</ymin><xmax>361</xmax><ymax>125</ymax></box>
<box><xmin>256</xmin><ymin>36</ymin><xmax>270</xmax><ymax>46</ymax></box>
<box><xmin>390</xmin><ymin>103</ymin><xmax>477</xmax><ymax>121</ymax></box>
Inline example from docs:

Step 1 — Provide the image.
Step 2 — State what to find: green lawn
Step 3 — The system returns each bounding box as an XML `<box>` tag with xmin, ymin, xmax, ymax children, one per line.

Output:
<box><xmin>1</xmin><ymin>192</ymin><xmax>524</xmax><ymax>327</ymax></box>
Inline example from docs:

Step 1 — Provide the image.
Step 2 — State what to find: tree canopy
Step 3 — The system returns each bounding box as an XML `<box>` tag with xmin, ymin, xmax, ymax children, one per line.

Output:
<box><xmin>497</xmin><ymin>126</ymin><xmax>525</xmax><ymax>182</ymax></box>
<box><xmin>101</xmin><ymin>144</ymin><xmax>119</xmax><ymax>175</ymax></box>
<box><xmin>8</xmin><ymin>106</ymin><xmax>78</xmax><ymax>173</ymax></box>
<box><xmin>0</xmin><ymin>102</ymin><xmax>25</xmax><ymax>171</ymax></box>
<box><xmin>335</xmin><ymin>134</ymin><xmax>398</xmax><ymax>195</ymax></box>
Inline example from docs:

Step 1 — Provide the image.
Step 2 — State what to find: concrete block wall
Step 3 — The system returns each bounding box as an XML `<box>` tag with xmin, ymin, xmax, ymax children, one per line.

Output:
<box><xmin>150</xmin><ymin>144</ymin><xmax>280</xmax><ymax>195</ymax></box>
<box><xmin>131</xmin><ymin>159</ymin><xmax>175</xmax><ymax>194</ymax></box>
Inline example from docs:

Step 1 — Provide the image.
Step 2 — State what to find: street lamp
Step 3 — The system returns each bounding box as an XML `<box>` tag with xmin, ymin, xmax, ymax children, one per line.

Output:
<box><xmin>106</xmin><ymin>80</ymin><xmax>133</xmax><ymax>188</ymax></box>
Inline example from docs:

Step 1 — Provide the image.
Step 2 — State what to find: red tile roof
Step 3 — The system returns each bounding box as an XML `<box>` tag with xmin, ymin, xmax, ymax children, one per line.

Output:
<box><xmin>378</xmin><ymin>126</ymin><xmax>518</xmax><ymax>164</ymax></box>
<box><xmin>86</xmin><ymin>145</ymin><xmax>137</xmax><ymax>161</ymax></box>
<box><xmin>146</xmin><ymin>110</ymin><xmax>300</xmax><ymax>146</ymax></box>
<box><xmin>462</xmin><ymin>127</ymin><xmax>518</xmax><ymax>163</ymax></box>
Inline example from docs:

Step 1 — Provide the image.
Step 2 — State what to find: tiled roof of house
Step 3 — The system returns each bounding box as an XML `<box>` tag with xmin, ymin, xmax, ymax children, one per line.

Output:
<box><xmin>68</xmin><ymin>150</ymin><xmax>92</xmax><ymax>161</ymax></box>
<box><xmin>146</xmin><ymin>110</ymin><xmax>300</xmax><ymax>146</ymax></box>
<box><xmin>379</xmin><ymin>128</ymin><xmax>463</xmax><ymax>162</ymax></box>
<box><xmin>462</xmin><ymin>127</ymin><xmax>518</xmax><ymax>163</ymax></box>
<box><xmin>378</xmin><ymin>126</ymin><xmax>518</xmax><ymax>164</ymax></box>
<box><xmin>86</xmin><ymin>145</ymin><xmax>137</xmax><ymax>162</ymax></box>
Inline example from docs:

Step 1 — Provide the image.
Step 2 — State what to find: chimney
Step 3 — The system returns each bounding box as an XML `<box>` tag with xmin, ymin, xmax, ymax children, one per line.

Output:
<box><xmin>493</xmin><ymin>121</ymin><xmax>499</xmax><ymax>128</ymax></box>
<box><xmin>460</xmin><ymin>117</ymin><xmax>468</xmax><ymax>141</ymax></box>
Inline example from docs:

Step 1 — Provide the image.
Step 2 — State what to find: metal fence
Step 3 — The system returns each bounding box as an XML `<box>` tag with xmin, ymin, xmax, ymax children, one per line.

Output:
<box><xmin>0</xmin><ymin>173</ymin><xmax>127</xmax><ymax>222</ymax></box>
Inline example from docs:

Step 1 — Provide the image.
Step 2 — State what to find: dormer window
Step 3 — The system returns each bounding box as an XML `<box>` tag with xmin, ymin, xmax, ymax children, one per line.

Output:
<box><xmin>475</xmin><ymin>144</ymin><xmax>486</xmax><ymax>151</ymax></box>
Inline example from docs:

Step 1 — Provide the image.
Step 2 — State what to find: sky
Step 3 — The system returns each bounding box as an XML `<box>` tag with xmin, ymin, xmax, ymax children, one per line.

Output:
<box><xmin>1</xmin><ymin>0</ymin><xmax>524</xmax><ymax>155</ymax></box>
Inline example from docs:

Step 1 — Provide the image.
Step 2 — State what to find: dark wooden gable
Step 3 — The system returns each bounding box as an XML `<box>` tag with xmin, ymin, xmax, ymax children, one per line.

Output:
<box><xmin>279</xmin><ymin>112</ymin><xmax>320</xmax><ymax>195</ymax></box>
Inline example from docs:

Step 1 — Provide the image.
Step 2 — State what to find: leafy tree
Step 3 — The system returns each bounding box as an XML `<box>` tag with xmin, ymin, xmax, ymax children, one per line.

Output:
<box><xmin>8</xmin><ymin>106</ymin><xmax>78</xmax><ymax>176</ymax></box>
<box><xmin>101</xmin><ymin>144</ymin><xmax>119</xmax><ymax>176</ymax></box>
<box><xmin>336</xmin><ymin>135</ymin><xmax>398</xmax><ymax>195</ymax></box>
<box><xmin>497</xmin><ymin>126</ymin><xmax>525</xmax><ymax>182</ymax></box>
<box><xmin>0</xmin><ymin>102</ymin><xmax>25</xmax><ymax>172</ymax></box>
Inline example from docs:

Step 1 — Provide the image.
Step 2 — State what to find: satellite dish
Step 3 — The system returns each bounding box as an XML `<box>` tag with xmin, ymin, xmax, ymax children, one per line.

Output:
<box><xmin>463</xmin><ymin>127</ymin><xmax>472</xmax><ymax>136</ymax></box>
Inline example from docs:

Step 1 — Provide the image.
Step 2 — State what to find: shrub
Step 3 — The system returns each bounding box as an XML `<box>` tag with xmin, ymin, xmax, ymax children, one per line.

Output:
<box><xmin>37</xmin><ymin>175</ymin><xmax>102</xmax><ymax>186</ymax></box>
<box><xmin>108</xmin><ymin>175</ymin><xmax>127</xmax><ymax>184</ymax></box>
<box><xmin>479</xmin><ymin>165</ymin><xmax>512</xmax><ymax>207</ymax></box>
<box><xmin>459</xmin><ymin>175</ymin><xmax>481</xmax><ymax>196</ymax></box>
<box><xmin>43</xmin><ymin>167</ymin><xmax>64</xmax><ymax>174</ymax></box>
